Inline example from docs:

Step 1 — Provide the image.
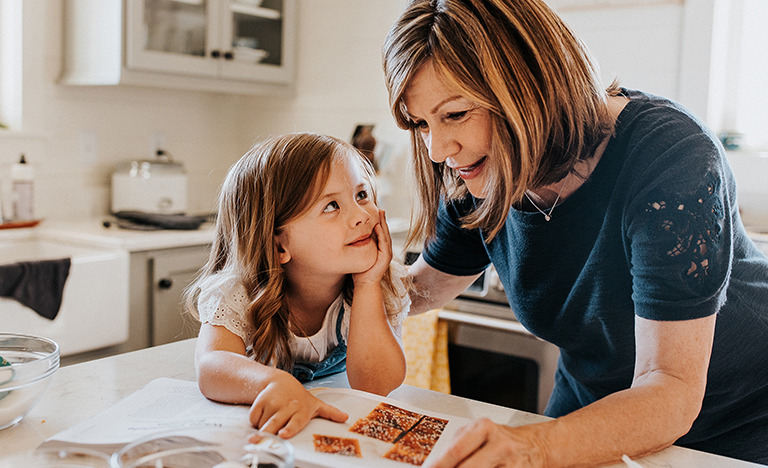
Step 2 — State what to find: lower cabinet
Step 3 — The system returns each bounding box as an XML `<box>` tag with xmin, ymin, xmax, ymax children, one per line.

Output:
<box><xmin>124</xmin><ymin>244</ymin><xmax>211</xmax><ymax>352</ymax></box>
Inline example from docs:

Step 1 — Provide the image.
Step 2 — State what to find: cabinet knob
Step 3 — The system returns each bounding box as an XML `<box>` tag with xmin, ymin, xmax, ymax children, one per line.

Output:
<box><xmin>211</xmin><ymin>50</ymin><xmax>221</xmax><ymax>58</ymax></box>
<box><xmin>158</xmin><ymin>278</ymin><xmax>174</xmax><ymax>290</ymax></box>
<box><xmin>224</xmin><ymin>51</ymin><xmax>234</xmax><ymax>60</ymax></box>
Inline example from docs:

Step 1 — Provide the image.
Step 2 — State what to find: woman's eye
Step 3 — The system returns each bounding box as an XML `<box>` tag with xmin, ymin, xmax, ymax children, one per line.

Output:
<box><xmin>323</xmin><ymin>201</ymin><xmax>339</xmax><ymax>213</ymax></box>
<box><xmin>356</xmin><ymin>190</ymin><xmax>369</xmax><ymax>201</ymax></box>
<box><xmin>414</xmin><ymin>120</ymin><xmax>429</xmax><ymax>132</ymax></box>
<box><xmin>447</xmin><ymin>111</ymin><xmax>468</xmax><ymax>121</ymax></box>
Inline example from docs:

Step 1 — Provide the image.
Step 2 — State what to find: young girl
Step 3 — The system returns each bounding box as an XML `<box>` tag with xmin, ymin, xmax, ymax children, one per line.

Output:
<box><xmin>186</xmin><ymin>132</ymin><xmax>410</xmax><ymax>439</ymax></box>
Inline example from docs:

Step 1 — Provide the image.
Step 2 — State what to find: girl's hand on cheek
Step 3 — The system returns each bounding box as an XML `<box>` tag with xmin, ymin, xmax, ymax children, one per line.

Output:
<box><xmin>353</xmin><ymin>210</ymin><xmax>393</xmax><ymax>287</ymax></box>
<box><xmin>249</xmin><ymin>371</ymin><xmax>348</xmax><ymax>438</ymax></box>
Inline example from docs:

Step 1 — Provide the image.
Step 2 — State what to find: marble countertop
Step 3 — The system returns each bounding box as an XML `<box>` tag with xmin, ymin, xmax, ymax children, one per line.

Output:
<box><xmin>0</xmin><ymin>339</ymin><xmax>763</xmax><ymax>467</ymax></box>
<box><xmin>0</xmin><ymin>219</ymin><xmax>215</xmax><ymax>252</ymax></box>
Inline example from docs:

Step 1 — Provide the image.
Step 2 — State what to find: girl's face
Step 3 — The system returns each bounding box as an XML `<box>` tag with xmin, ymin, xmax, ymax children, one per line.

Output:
<box><xmin>402</xmin><ymin>60</ymin><xmax>494</xmax><ymax>198</ymax></box>
<box><xmin>276</xmin><ymin>152</ymin><xmax>380</xmax><ymax>278</ymax></box>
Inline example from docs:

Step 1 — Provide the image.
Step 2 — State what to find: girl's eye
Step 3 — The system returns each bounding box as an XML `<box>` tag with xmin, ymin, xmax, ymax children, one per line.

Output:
<box><xmin>356</xmin><ymin>190</ymin><xmax>369</xmax><ymax>201</ymax></box>
<box><xmin>323</xmin><ymin>201</ymin><xmax>339</xmax><ymax>213</ymax></box>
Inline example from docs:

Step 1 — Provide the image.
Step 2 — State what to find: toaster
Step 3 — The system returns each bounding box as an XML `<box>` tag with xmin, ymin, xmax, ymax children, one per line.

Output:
<box><xmin>111</xmin><ymin>157</ymin><xmax>188</xmax><ymax>214</ymax></box>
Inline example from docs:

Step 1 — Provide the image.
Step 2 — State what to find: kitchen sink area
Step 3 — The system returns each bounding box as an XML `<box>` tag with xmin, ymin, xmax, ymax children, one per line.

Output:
<box><xmin>0</xmin><ymin>221</ymin><xmax>214</xmax><ymax>365</ymax></box>
<box><xmin>0</xmin><ymin>229</ymin><xmax>129</xmax><ymax>358</ymax></box>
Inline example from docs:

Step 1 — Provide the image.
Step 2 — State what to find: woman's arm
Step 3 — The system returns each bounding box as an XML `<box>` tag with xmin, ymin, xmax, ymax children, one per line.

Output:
<box><xmin>408</xmin><ymin>255</ymin><xmax>481</xmax><ymax>315</ymax></box>
<box><xmin>428</xmin><ymin>314</ymin><xmax>716</xmax><ymax>468</ymax></box>
<box><xmin>195</xmin><ymin>324</ymin><xmax>348</xmax><ymax>438</ymax></box>
<box><xmin>347</xmin><ymin>212</ymin><xmax>407</xmax><ymax>394</ymax></box>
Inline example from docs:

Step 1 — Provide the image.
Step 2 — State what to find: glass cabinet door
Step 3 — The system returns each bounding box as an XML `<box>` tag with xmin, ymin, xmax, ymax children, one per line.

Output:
<box><xmin>218</xmin><ymin>0</ymin><xmax>295</xmax><ymax>83</ymax></box>
<box><xmin>125</xmin><ymin>0</ymin><xmax>294</xmax><ymax>84</ymax></box>
<box><xmin>126</xmin><ymin>0</ymin><xmax>219</xmax><ymax>77</ymax></box>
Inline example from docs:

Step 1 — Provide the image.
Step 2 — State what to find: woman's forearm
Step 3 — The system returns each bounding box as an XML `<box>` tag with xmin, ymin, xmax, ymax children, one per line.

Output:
<box><xmin>408</xmin><ymin>257</ymin><xmax>480</xmax><ymax>315</ymax></box>
<box><xmin>347</xmin><ymin>282</ymin><xmax>407</xmax><ymax>395</ymax></box>
<box><xmin>531</xmin><ymin>373</ymin><xmax>703</xmax><ymax>468</ymax></box>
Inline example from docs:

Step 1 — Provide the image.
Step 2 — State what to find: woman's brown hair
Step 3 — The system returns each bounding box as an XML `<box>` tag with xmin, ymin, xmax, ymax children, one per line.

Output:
<box><xmin>383</xmin><ymin>0</ymin><xmax>618</xmax><ymax>243</ymax></box>
<box><xmin>185</xmin><ymin>133</ymin><xmax>409</xmax><ymax>371</ymax></box>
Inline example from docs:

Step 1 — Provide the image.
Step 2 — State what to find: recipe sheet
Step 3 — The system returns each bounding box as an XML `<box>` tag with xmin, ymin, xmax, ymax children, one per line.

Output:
<box><xmin>41</xmin><ymin>378</ymin><xmax>470</xmax><ymax>467</ymax></box>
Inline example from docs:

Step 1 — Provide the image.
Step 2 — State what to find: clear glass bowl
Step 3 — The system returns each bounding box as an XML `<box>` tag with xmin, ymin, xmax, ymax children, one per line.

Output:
<box><xmin>0</xmin><ymin>333</ymin><xmax>60</xmax><ymax>430</ymax></box>
<box><xmin>110</xmin><ymin>426</ymin><xmax>295</xmax><ymax>468</ymax></box>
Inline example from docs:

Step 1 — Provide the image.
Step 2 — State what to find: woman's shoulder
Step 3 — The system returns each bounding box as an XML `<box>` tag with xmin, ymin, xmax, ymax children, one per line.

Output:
<box><xmin>616</xmin><ymin>88</ymin><xmax>715</xmax><ymax>141</ymax></box>
<box><xmin>613</xmin><ymin>88</ymin><xmax>722</xmax><ymax>166</ymax></box>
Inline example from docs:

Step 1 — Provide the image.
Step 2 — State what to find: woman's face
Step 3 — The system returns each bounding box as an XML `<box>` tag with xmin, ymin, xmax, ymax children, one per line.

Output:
<box><xmin>402</xmin><ymin>60</ymin><xmax>494</xmax><ymax>198</ymax></box>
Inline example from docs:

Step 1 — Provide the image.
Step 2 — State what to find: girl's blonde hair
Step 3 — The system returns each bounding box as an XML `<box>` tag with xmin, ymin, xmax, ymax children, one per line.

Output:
<box><xmin>186</xmin><ymin>133</ymin><xmax>409</xmax><ymax>371</ymax></box>
<box><xmin>383</xmin><ymin>0</ymin><xmax>619</xmax><ymax>243</ymax></box>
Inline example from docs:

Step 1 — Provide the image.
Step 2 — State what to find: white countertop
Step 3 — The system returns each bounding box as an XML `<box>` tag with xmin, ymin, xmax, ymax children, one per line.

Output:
<box><xmin>1</xmin><ymin>219</ymin><xmax>215</xmax><ymax>252</ymax></box>
<box><xmin>0</xmin><ymin>339</ymin><xmax>763</xmax><ymax>468</ymax></box>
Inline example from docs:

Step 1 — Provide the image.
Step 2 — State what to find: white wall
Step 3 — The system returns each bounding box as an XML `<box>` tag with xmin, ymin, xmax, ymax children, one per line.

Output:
<box><xmin>2</xmin><ymin>0</ymin><xmax>765</xmax><ymax>224</ymax></box>
<box><xmin>0</xmin><ymin>0</ymin><xmax>412</xmax><ymax>222</ymax></box>
<box><xmin>233</xmin><ymin>0</ymin><xmax>414</xmax><ymax>220</ymax></box>
<box><xmin>555</xmin><ymin>0</ymin><xmax>768</xmax><ymax>150</ymax></box>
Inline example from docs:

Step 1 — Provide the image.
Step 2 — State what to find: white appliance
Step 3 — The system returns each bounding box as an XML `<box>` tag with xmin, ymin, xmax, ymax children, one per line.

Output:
<box><xmin>111</xmin><ymin>157</ymin><xmax>188</xmax><ymax>214</ymax></box>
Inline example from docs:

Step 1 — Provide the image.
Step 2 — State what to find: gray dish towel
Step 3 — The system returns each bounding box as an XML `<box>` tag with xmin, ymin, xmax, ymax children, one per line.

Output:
<box><xmin>0</xmin><ymin>258</ymin><xmax>71</xmax><ymax>320</ymax></box>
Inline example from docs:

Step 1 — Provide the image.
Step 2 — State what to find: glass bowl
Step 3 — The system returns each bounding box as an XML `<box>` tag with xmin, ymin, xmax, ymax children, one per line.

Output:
<box><xmin>110</xmin><ymin>426</ymin><xmax>295</xmax><ymax>468</ymax></box>
<box><xmin>0</xmin><ymin>333</ymin><xmax>60</xmax><ymax>430</ymax></box>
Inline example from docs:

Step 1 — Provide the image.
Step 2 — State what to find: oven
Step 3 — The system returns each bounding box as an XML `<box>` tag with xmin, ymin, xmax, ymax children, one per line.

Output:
<box><xmin>404</xmin><ymin>251</ymin><xmax>560</xmax><ymax>415</ymax></box>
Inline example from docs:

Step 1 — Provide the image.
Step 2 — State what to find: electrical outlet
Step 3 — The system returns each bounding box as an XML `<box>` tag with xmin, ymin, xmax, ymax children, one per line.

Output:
<box><xmin>149</xmin><ymin>133</ymin><xmax>167</xmax><ymax>158</ymax></box>
<box><xmin>79</xmin><ymin>130</ymin><xmax>98</xmax><ymax>164</ymax></box>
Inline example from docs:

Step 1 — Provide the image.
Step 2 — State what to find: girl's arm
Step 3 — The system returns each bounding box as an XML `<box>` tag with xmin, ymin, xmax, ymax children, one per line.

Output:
<box><xmin>195</xmin><ymin>323</ymin><xmax>348</xmax><ymax>438</ymax></box>
<box><xmin>427</xmin><ymin>314</ymin><xmax>716</xmax><ymax>468</ymax></box>
<box><xmin>347</xmin><ymin>211</ymin><xmax>407</xmax><ymax>395</ymax></box>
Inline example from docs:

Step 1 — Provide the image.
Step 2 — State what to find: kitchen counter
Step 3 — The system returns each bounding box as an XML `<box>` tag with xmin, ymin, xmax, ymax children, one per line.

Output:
<box><xmin>0</xmin><ymin>339</ymin><xmax>763</xmax><ymax>468</ymax></box>
<box><xmin>33</xmin><ymin>219</ymin><xmax>215</xmax><ymax>252</ymax></box>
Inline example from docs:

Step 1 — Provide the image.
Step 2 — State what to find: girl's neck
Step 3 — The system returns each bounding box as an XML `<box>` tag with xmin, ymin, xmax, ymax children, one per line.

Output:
<box><xmin>283</xmin><ymin>273</ymin><xmax>346</xmax><ymax>336</ymax></box>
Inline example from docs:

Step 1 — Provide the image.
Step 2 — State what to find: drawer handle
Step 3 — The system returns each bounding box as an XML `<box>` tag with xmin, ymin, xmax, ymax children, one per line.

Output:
<box><xmin>158</xmin><ymin>278</ymin><xmax>173</xmax><ymax>290</ymax></box>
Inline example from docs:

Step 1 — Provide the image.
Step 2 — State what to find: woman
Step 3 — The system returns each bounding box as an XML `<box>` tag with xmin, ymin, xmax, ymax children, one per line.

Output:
<box><xmin>382</xmin><ymin>0</ymin><xmax>768</xmax><ymax>466</ymax></box>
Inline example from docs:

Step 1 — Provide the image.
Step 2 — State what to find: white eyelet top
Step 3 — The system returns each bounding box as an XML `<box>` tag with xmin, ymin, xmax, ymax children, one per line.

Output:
<box><xmin>197</xmin><ymin>274</ymin><xmax>406</xmax><ymax>363</ymax></box>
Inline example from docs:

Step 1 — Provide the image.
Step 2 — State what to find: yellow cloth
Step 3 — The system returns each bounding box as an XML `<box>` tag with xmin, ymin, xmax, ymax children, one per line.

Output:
<box><xmin>402</xmin><ymin>309</ymin><xmax>451</xmax><ymax>394</ymax></box>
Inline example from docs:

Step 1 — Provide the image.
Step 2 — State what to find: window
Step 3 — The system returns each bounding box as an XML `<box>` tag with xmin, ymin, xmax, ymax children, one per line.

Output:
<box><xmin>0</xmin><ymin>0</ymin><xmax>22</xmax><ymax>131</ymax></box>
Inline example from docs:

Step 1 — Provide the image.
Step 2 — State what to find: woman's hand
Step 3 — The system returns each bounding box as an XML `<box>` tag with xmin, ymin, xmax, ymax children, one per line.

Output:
<box><xmin>425</xmin><ymin>419</ymin><xmax>546</xmax><ymax>468</ymax></box>
<box><xmin>353</xmin><ymin>209</ymin><xmax>393</xmax><ymax>287</ymax></box>
<box><xmin>250</xmin><ymin>370</ymin><xmax>348</xmax><ymax>438</ymax></box>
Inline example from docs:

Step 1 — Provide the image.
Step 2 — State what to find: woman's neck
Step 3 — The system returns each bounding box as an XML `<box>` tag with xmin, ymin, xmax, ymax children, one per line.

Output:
<box><xmin>527</xmin><ymin>95</ymin><xmax>630</xmax><ymax>208</ymax></box>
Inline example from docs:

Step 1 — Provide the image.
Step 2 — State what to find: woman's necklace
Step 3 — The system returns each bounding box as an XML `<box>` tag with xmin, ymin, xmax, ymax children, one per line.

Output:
<box><xmin>524</xmin><ymin>178</ymin><xmax>568</xmax><ymax>222</ymax></box>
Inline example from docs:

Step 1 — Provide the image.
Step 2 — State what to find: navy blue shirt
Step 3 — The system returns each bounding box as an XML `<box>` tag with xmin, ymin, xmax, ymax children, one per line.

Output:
<box><xmin>421</xmin><ymin>90</ymin><xmax>768</xmax><ymax>464</ymax></box>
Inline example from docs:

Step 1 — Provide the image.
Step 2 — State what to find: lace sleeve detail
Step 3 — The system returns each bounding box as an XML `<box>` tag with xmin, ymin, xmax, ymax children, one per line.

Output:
<box><xmin>197</xmin><ymin>278</ymin><xmax>256</xmax><ymax>345</ymax></box>
<box><xmin>630</xmin><ymin>170</ymin><xmax>731</xmax><ymax>320</ymax></box>
<box><xmin>643</xmin><ymin>171</ymin><xmax>724</xmax><ymax>290</ymax></box>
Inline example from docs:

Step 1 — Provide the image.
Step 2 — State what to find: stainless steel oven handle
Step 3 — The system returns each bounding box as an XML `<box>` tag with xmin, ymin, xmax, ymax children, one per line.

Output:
<box><xmin>437</xmin><ymin>310</ymin><xmax>536</xmax><ymax>337</ymax></box>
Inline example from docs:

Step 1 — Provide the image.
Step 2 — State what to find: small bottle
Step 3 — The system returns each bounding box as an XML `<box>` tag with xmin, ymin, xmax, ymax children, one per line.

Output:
<box><xmin>11</xmin><ymin>154</ymin><xmax>35</xmax><ymax>221</ymax></box>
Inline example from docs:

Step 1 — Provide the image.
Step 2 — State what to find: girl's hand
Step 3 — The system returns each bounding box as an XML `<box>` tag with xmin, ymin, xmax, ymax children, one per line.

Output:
<box><xmin>249</xmin><ymin>371</ymin><xmax>348</xmax><ymax>438</ymax></box>
<box><xmin>425</xmin><ymin>419</ymin><xmax>546</xmax><ymax>468</ymax></box>
<box><xmin>353</xmin><ymin>210</ymin><xmax>393</xmax><ymax>287</ymax></box>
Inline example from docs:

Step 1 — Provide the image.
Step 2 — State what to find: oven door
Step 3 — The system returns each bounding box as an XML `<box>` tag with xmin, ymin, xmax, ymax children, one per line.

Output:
<box><xmin>440</xmin><ymin>299</ymin><xmax>560</xmax><ymax>415</ymax></box>
<box><xmin>402</xmin><ymin>248</ymin><xmax>560</xmax><ymax>414</ymax></box>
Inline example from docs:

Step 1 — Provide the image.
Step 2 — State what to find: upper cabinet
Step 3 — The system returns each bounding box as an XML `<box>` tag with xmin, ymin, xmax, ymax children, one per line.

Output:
<box><xmin>60</xmin><ymin>0</ymin><xmax>296</xmax><ymax>95</ymax></box>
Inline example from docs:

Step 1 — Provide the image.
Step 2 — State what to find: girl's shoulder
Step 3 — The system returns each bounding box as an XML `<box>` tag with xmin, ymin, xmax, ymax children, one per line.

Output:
<box><xmin>197</xmin><ymin>272</ymin><xmax>248</xmax><ymax>305</ymax></box>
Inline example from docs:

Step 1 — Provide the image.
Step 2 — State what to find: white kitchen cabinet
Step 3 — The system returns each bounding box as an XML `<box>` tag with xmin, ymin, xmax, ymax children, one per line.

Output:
<box><xmin>124</xmin><ymin>244</ymin><xmax>210</xmax><ymax>352</ymax></box>
<box><xmin>61</xmin><ymin>0</ymin><xmax>296</xmax><ymax>95</ymax></box>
